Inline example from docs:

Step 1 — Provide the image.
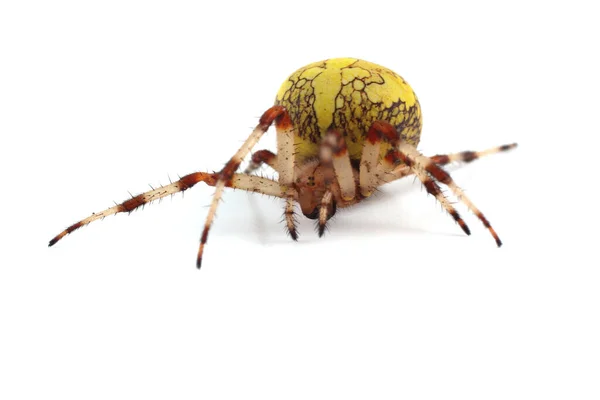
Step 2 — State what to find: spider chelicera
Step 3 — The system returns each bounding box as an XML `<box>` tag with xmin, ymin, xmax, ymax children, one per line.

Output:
<box><xmin>49</xmin><ymin>58</ymin><xmax>517</xmax><ymax>268</ymax></box>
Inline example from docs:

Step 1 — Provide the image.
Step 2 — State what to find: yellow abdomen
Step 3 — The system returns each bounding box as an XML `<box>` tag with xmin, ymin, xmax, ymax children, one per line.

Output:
<box><xmin>275</xmin><ymin>58</ymin><xmax>422</xmax><ymax>161</ymax></box>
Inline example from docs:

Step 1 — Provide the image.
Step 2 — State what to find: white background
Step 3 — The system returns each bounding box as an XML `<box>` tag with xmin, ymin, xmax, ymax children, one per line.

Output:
<box><xmin>1</xmin><ymin>1</ymin><xmax>598</xmax><ymax>399</ymax></box>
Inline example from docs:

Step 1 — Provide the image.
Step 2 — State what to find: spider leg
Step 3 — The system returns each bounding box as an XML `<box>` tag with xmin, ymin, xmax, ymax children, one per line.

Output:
<box><xmin>274</xmin><ymin>111</ymin><xmax>300</xmax><ymax>241</ymax></box>
<box><xmin>430</xmin><ymin>143</ymin><xmax>518</xmax><ymax>166</ymax></box>
<box><xmin>377</xmin><ymin>142</ymin><xmax>518</xmax><ymax>185</ymax></box>
<box><xmin>316</xmin><ymin>128</ymin><xmax>355</xmax><ymax>235</ymax></box>
<box><xmin>370</xmin><ymin>120</ymin><xmax>502</xmax><ymax>246</ymax></box>
<box><xmin>383</xmin><ymin>149</ymin><xmax>471</xmax><ymax>236</ymax></box>
<box><xmin>365</xmin><ymin>121</ymin><xmax>471</xmax><ymax>236</ymax></box>
<box><xmin>243</xmin><ymin>149</ymin><xmax>297</xmax><ymax>240</ymax></box>
<box><xmin>197</xmin><ymin>106</ymin><xmax>296</xmax><ymax>268</ymax></box>
<box><xmin>397</xmin><ymin>141</ymin><xmax>502</xmax><ymax>245</ymax></box>
<box><xmin>244</xmin><ymin>149</ymin><xmax>277</xmax><ymax>174</ymax></box>
<box><xmin>48</xmin><ymin>173</ymin><xmax>284</xmax><ymax>247</ymax></box>
<box><xmin>359</xmin><ymin>121</ymin><xmax>411</xmax><ymax>196</ymax></box>
<box><xmin>328</xmin><ymin>129</ymin><xmax>356</xmax><ymax>201</ymax></box>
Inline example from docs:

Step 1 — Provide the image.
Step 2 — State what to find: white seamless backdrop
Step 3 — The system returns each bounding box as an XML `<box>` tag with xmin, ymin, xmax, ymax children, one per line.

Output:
<box><xmin>1</xmin><ymin>1</ymin><xmax>598</xmax><ymax>399</ymax></box>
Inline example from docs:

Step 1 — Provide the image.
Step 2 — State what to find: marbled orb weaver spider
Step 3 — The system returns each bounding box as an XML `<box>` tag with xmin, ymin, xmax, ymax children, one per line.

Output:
<box><xmin>49</xmin><ymin>58</ymin><xmax>517</xmax><ymax>268</ymax></box>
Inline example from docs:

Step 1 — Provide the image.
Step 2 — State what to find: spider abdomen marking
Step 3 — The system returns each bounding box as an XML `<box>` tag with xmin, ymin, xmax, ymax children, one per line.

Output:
<box><xmin>275</xmin><ymin>58</ymin><xmax>422</xmax><ymax>162</ymax></box>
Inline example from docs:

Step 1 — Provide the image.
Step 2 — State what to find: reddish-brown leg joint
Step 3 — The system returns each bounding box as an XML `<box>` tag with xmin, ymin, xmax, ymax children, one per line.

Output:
<box><xmin>250</xmin><ymin>150</ymin><xmax>276</xmax><ymax>166</ymax></box>
<box><xmin>367</xmin><ymin>121</ymin><xmax>401</xmax><ymax>146</ymax></box>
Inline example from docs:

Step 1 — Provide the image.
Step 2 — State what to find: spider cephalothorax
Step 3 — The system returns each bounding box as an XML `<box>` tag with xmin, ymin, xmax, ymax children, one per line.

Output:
<box><xmin>49</xmin><ymin>58</ymin><xmax>516</xmax><ymax>268</ymax></box>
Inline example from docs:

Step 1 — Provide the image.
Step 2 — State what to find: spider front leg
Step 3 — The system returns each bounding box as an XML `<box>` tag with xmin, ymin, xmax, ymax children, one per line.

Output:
<box><xmin>197</xmin><ymin>106</ymin><xmax>297</xmax><ymax>267</ymax></box>
<box><xmin>48</xmin><ymin>173</ymin><xmax>284</xmax><ymax>247</ymax></box>
<box><xmin>359</xmin><ymin>121</ymin><xmax>407</xmax><ymax>197</ymax></box>
<box><xmin>244</xmin><ymin>148</ymin><xmax>306</xmax><ymax>241</ymax></box>
<box><xmin>273</xmin><ymin>111</ymin><xmax>300</xmax><ymax>241</ymax></box>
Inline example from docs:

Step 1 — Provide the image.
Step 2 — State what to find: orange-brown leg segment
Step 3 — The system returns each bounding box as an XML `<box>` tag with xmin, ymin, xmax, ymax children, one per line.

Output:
<box><xmin>244</xmin><ymin>149</ymin><xmax>277</xmax><ymax>174</ymax></box>
<box><xmin>197</xmin><ymin>105</ymin><xmax>292</xmax><ymax>268</ymax></box>
<box><xmin>48</xmin><ymin>173</ymin><xmax>284</xmax><ymax>247</ymax></box>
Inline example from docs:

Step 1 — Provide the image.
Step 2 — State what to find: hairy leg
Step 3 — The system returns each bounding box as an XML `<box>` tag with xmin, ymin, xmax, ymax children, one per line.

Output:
<box><xmin>274</xmin><ymin>111</ymin><xmax>300</xmax><ymax>241</ymax></box>
<box><xmin>197</xmin><ymin>106</ymin><xmax>293</xmax><ymax>267</ymax></box>
<box><xmin>243</xmin><ymin>147</ymin><xmax>300</xmax><ymax>240</ymax></box>
<box><xmin>395</xmin><ymin>140</ymin><xmax>504</xmax><ymax>246</ymax></box>
<box><xmin>366</xmin><ymin>121</ymin><xmax>471</xmax><ymax>236</ymax></box>
<box><xmin>431</xmin><ymin>143</ymin><xmax>518</xmax><ymax>166</ymax></box>
<box><xmin>376</xmin><ymin>143</ymin><xmax>518</xmax><ymax>186</ymax></box>
<box><xmin>48</xmin><ymin>173</ymin><xmax>283</xmax><ymax>247</ymax></box>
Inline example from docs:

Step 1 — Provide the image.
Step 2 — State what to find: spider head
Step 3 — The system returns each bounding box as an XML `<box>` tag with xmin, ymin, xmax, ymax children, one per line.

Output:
<box><xmin>294</xmin><ymin>160</ymin><xmax>357</xmax><ymax>220</ymax></box>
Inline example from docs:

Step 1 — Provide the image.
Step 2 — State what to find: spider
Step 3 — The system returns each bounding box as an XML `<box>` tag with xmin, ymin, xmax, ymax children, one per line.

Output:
<box><xmin>49</xmin><ymin>58</ymin><xmax>517</xmax><ymax>268</ymax></box>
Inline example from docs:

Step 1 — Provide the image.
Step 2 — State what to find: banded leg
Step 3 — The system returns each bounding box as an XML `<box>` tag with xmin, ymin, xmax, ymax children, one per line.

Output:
<box><xmin>326</xmin><ymin>129</ymin><xmax>356</xmax><ymax>201</ymax></box>
<box><xmin>48</xmin><ymin>173</ymin><xmax>283</xmax><ymax>247</ymax></box>
<box><xmin>367</xmin><ymin>121</ymin><xmax>471</xmax><ymax>236</ymax></box>
<box><xmin>431</xmin><ymin>143</ymin><xmax>518</xmax><ymax>166</ymax></box>
<box><xmin>377</xmin><ymin>142</ymin><xmax>518</xmax><ymax>186</ymax></box>
<box><xmin>244</xmin><ymin>150</ymin><xmax>278</xmax><ymax>174</ymax></box>
<box><xmin>383</xmin><ymin>150</ymin><xmax>471</xmax><ymax>236</ymax></box>
<box><xmin>396</xmin><ymin>140</ymin><xmax>504</xmax><ymax>246</ymax></box>
<box><xmin>197</xmin><ymin>105</ymin><xmax>292</xmax><ymax>268</ymax></box>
